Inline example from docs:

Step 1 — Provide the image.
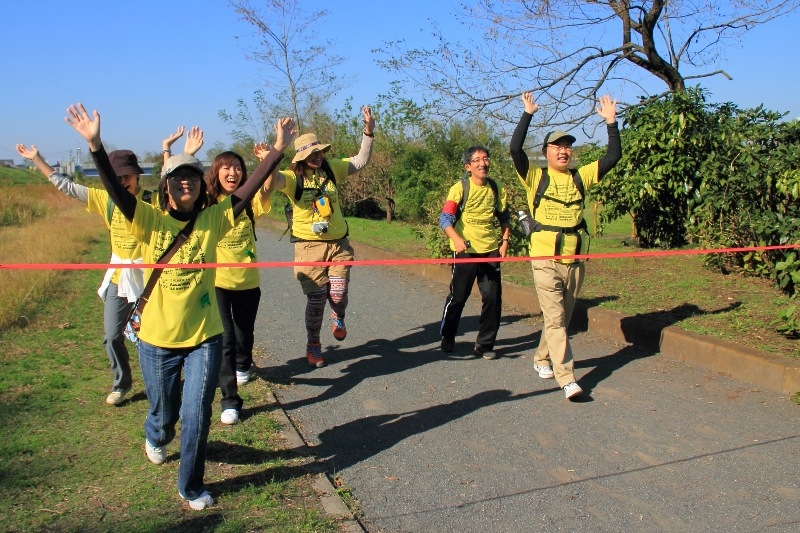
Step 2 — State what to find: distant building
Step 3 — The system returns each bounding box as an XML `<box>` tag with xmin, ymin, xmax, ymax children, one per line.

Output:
<box><xmin>0</xmin><ymin>159</ymin><xmax>15</xmax><ymax>168</ymax></box>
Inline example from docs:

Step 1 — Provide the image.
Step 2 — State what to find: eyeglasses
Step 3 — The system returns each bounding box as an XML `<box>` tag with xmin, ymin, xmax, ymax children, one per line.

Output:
<box><xmin>548</xmin><ymin>144</ymin><xmax>573</xmax><ymax>153</ymax></box>
<box><xmin>166</xmin><ymin>172</ymin><xmax>202</xmax><ymax>182</ymax></box>
<box><xmin>470</xmin><ymin>157</ymin><xmax>491</xmax><ymax>164</ymax></box>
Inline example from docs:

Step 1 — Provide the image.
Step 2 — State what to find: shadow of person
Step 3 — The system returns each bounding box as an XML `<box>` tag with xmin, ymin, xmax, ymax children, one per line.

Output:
<box><xmin>257</xmin><ymin>317</ymin><xmax>540</xmax><ymax>414</ymax></box>
<box><xmin>313</xmin><ymin>388</ymin><xmax>553</xmax><ymax>474</ymax></box>
<box><xmin>574</xmin><ymin>344</ymin><xmax>655</xmax><ymax>395</ymax></box>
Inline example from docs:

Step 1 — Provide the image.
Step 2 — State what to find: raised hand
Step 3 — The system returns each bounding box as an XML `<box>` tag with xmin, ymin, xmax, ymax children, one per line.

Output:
<box><xmin>65</xmin><ymin>103</ymin><xmax>101</xmax><ymax>150</ymax></box>
<box><xmin>273</xmin><ymin>117</ymin><xmax>296</xmax><ymax>152</ymax></box>
<box><xmin>162</xmin><ymin>126</ymin><xmax>185</xmax><ymax>152</ymax></box>
<box><xmin>184</xmin><ymin>126</ymin><xmax>204</xmax><ymax>156</ymax></box>
<box><xmin>362</xmin><ymin>105</ymin><xmax>376</xmax><ymax>134</ymax></box>
<box><xmin>596</xmin><ymin>95</ymin><xmax>618</xmax><ymax>124</ymax></box>
<box><xmin>252</xmin><ymin>142</ymin><xmax>271</xmax><ymax>162</ymax></box>
<box><xmin>15</xmin><ymin>144</ymin><xmax>39</xmax><ymax>161</ymax></box>
<box><xmin>521</xmin><ymin>92</ymin><xmax>538</xmax><ymax>115</ymax></box>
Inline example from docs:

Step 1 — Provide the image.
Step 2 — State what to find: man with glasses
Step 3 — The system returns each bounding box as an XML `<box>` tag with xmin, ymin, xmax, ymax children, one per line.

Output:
<box><xmin>439</xmin><ymin>146</ymin><xmax>511</xmax><ymax>360</ymax></box>
<box><xmin>510</xmin><ymin>92</ymin><xmax>620</xmax><ymax>399</ymax></box>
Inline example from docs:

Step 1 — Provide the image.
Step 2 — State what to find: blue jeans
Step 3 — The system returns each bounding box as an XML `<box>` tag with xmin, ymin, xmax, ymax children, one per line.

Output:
<box><xmin>138</xmin><ymin>335</ymin><xmax>222</xmax><ymax>500</ymax></box>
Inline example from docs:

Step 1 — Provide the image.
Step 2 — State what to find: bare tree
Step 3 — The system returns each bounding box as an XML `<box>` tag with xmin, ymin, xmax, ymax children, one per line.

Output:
<box><xmin>377</xmin><ymin>1</ymin><xmax>800</xmax><ymax>129</ymax></box>
<box><xmin>227</xmin><ymin>0</ymin><xmax>346</xmax><ymax>131</ymax></box>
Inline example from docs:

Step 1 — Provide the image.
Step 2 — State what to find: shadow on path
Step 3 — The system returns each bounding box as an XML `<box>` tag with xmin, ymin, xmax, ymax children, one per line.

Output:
<box><xmin>314</xmin><ymin>388</ymin><xmax>554</xmax><ymax>473</ymax></box>
<box><xmin>257</xmin><ymin>315</ymin><xmax>539</xmax><ymax>413</ymax></box>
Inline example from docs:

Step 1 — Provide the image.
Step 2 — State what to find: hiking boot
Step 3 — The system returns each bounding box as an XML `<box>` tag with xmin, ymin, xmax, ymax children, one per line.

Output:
<box><xmin>220</xmin><ymin>409</ymin><xmax>239</xmax><ymax>425</ymax></box>
<box><xmin>183</xmin><ymin>490</ymin><xmax>214</xmax><ymax>511</ymax></box>
<box><xmin>563</xmin><ymin>382</ymin><xmax>583</xmax><ymax>399</ymax></box>
<box><xmin>106</xmin><ymin>387</ymin><xmax>131</xmax><ymax>406</ymax></box>
<box><xmin>235</xmin><ymin>370</ymin><xmax>250</xmax><ymax>386</ymax></box>
<box><xmin>331</xmin><ymin>314</ymin><xmax>347</xmax><ymax>341</ymax></box>
<box><xmin>145</xmin><ymin>439</ymin><xmax>166</xmax><ymax>465</ymax></box>
<box><xmin>474</xmin><ymin>343</ymin><xmax>497</xmax><ymax>360</ymax></box>
<box><xmin>533</xmin><ymin>363</ymin><xmax>555</xmax><ymax>379</ymax></box>
<box><xmin>441</xmin><ymin>336</ymin><xmax>455</xmax><ymax>353</ymax></box>
<box><xmin>306</xmin><ymin>342</ymin><xmax>325</xmax><ymax>368</ymax></box>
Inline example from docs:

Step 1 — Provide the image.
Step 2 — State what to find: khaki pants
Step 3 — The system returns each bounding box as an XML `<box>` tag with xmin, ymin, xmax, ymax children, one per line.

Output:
<box><xmin>294</xmin><ymin>238</ymin><xmax>354</xmax><ymax>294</ymax></box>
<box><xmin>531</xmin><ymin>260</ymin><xmax>585</xmax><ymax>387</ymax></box>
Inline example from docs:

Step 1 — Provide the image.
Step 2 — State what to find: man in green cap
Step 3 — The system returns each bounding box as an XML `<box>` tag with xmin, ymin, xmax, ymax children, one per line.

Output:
<box><xmin>509</xmin><ymin>92</ymin><xmax>620</xmax><ymax>399</ymax></box>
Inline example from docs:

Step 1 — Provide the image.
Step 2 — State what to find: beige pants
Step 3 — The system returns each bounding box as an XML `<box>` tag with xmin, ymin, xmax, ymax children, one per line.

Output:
<box><xmin>294</xmin><ymin>238</ymin><xmax>354</xmax><ymax>294</ymax></box>
<box><xmin>531</xmin><ymin>260</ymin><xmax>585</xmax><ymax>387</ymax></box>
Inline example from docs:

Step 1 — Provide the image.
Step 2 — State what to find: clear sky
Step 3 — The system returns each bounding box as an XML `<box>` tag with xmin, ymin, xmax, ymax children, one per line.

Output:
<box><xmin>1</xmin><ymin>0</ymin><xmax>798</xmax><ymax>164</ymax></box>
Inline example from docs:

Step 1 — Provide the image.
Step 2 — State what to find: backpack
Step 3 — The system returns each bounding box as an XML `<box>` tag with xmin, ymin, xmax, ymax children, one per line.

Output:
<box><xmin>526</xmin><ymin>168</ymin><xmax>588</xmax><ymax>256</ymax></box>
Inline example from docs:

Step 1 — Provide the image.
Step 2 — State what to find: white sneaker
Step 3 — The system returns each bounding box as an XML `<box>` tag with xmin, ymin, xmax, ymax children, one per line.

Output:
<box><xmin>106</xmin><ymin>387</ymin><xmax>131</xmax><ymax>405</ymax></box>
<box><xmin>145</xmin><ymin>439</ymin><xmax>166</xmax><ymax>464</ymax></box>
<box><xmin>533</xmin><ymin>364</ymin><xmax>555</xmax><ymax>379</ymax></box>
<box><xmin>235</xmin><ymin>370</ymin><xmax>250</xmax><ymax>385</ymax></box>
<box><xmin>184</xmin><ymin>490</ymin><xmax>214</xmax><ymax>511</ymax></box>
<box><xmin>220</xmin><ymin>408</ymin><xmax>239</xmax><ymax>425</ymax></box>
<box><xmin>563</xmin><ymin>382</ymin><xmax>583</xmax><ymax>399</ymax></box>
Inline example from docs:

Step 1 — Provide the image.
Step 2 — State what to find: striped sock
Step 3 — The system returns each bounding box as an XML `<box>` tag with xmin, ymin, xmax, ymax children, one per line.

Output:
<box><xmin>305</xmin><ymin>287</ymin><xmax>328</xmax><ymax>344</ymax></box>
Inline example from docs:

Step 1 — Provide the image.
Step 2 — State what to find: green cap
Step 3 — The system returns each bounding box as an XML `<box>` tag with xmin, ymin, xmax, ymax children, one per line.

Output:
<box><xmin>542</xmin><ymin>130</ymin><xmax>576</xmax><ymax>151</ymax></box>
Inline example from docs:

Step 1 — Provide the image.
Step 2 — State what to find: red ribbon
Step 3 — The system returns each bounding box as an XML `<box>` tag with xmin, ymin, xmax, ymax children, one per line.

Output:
<box><xmin>1</xmin><ymin>244</ymin><xmax>798</xmax><ymax>270</ymax></box>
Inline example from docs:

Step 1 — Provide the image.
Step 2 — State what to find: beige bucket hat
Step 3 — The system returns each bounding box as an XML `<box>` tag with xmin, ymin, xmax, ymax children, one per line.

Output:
<box><xmin>292</xmin><ymin>133</ymin><xmax>331</xmax><ymax>163</ymax></box>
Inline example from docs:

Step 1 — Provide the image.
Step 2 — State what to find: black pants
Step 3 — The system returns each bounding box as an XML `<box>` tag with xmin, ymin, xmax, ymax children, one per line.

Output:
<box><xmin>440</xmin><ymin>250</ymin><xmax>502</xmax><ymax>349</ymax></box>
<box><xmin>215</xmin><ymin>286</ymin><xmax>261</xmax><ymax>411</ymax></box>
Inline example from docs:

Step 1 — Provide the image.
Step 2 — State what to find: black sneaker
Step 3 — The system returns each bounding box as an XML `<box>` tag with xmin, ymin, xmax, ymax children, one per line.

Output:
<box><xmin>474</xmin><ymin>343</ymin><xmax>497</xmax><ymax>360</ymax></box>
<box><xmin>441</xmin><ymin>336</ymin><xmax>455</xmax><ymax>352</ymax></box>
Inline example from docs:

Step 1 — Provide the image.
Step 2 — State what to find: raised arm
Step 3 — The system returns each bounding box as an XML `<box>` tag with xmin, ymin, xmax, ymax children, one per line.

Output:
<box><xmin>595</xmin><ymin>95</ymin><xmax>621</xmax><ymax>178</ymax></box>
<box><xmin>230</xmin><ymin>117</ymin><xmax>294</xmax><ymax>219</ymax></box>
<box><xmin>15</xmin><ymin>144</ymin><xmax>89</xmax><ymax>202</ymax></box>
<box><xmin>65</xmin><ymin>103</ymin><xmax>137</xmax><ymax>220</ymax></box>
<box><xmin>162</xmin><ymin>126</ymin><xmax>184</xmax><ymax>165</ymax></box>
<box><xmin>510</xmin><ymin>92</ymin><xmax>538</xmax><ymax>178</ymax></box>
<box><xmin>347</xmin><ymin>105</ymin><xmax>376</xmax><ymax>174</ymax></box>
<box><xmin>183</xmin><ymin>126</ymin><xmax>204</xmax><ymax>156</ymax></box>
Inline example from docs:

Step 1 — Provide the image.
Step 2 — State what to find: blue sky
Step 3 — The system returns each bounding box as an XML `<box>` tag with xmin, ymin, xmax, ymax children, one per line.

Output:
<box><xmin>1</xmin><ymin>0</ymin><xmax>798</xmax><ymax>164</ymax></box>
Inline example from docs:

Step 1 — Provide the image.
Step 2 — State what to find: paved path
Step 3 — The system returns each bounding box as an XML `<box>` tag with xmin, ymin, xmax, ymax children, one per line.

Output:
<box><xmin>253</xmin><ymin>227</ymin><xmax>800</xmax><ymax>533</ymax></box>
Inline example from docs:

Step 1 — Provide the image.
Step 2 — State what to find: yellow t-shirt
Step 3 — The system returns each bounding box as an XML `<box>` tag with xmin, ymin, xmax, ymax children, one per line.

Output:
<box><xmin>279</xmin><ymin>159</ymin><xmax>349</xmax><ymax>241</ymax></box>
<box><xmin>446</xmin><ymin>178</ymin><xmax>508</xmax><ymax>254</ymax></box>
<box><xmin>126</xmin><ymin>197</ymin><xmax>236</xmax><ymax>348</ymax></box>
<box><xmin>518</xmin><ymin>162</ymin><xmax>599</xmax><ymax>263</ymax></box>
<box><xmin>86</xmin><ymin>187</ymin><xmax>156</xmax><ymax>284</ymax></box>
<box><xmin>214</xmin><ymin>189</ymin><xmax>272</xmax><ymax>290</ymax></box>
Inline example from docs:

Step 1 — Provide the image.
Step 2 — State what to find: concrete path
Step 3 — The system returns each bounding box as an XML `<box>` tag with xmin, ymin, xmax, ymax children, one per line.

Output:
<box><xmin>253</xmin><ymin>228</ymin><xmax>800</xmax><ymax>533</ymax></box>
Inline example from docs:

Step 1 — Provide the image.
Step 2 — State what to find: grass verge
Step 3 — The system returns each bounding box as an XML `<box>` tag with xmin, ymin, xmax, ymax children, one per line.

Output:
<box><xmin>0</xmin><ymin>239</ymin><xmax>338</xmax><ymax>533</ymax></box>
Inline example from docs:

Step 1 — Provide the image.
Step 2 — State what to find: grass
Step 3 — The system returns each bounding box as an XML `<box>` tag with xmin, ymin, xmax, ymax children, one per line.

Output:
<box><xmin>0</xmin><ymin>184</ymin><xmax>108</xmax><ymax>332</ymax></box>
<box><xmin>282</xmin><ymin>204</ymin><xmax>798</xmax><ymax>359</ymax></box>
<box><xmin>0</xmin><ymin>238</ymin><xmax>339</xmax><ymax>533</ymax></box>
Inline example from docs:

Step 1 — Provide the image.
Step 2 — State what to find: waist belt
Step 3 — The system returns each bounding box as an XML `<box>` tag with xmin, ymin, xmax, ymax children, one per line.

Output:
<box><xmin>531</xmin><ymin>219</ymin><xmax>588</xmax><ymax>257</ymax></box>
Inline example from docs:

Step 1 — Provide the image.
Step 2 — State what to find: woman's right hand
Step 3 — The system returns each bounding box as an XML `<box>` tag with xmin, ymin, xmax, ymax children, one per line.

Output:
<box><xmin>273</xmin><ymin>117</ymin><xmax>296</xmax><ymax>152</ymax></box>
<box><xmin>522</xmin><ymin>92</ymin><xmax>538</xmax><ymax>115</ymax></box>
<box><xmin>162</xmin><ymin>126</ymin><xmax>185</xmax><ymax>152</ymax></box>
<box><xmin>183</xmin><ymin>126</ymin><xmax>204</xmax><ymax>155</ymax></box>
<box><xmin>253</xmin><ymin>142</ymin><xmax>271</xmax><ymax>162</ymax></box>
<box><xmin>65</xmin><ymin>103</ymin><xmax>102</xmax><ymax>151</ymax></box>
<box><xmin>15</xmin><ymin>144</ymin><xmax>39</xmax><ymax>161</ymax></box>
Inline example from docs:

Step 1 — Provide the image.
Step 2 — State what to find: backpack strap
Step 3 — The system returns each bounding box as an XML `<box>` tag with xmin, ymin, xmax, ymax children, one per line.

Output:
<box><xmin>105</xmin><ymin>198</ymin><xmax>115</xmax><ymax>226</ymax></box>
<box><xmin>142</xmin><ymin>189</ymin><xmax>152</xmax><ymax>204</ymax></box>
<box><xmin>533</xmin><ymin>168</ymin><xmax>585</xmax><ymax>213</ymax></box>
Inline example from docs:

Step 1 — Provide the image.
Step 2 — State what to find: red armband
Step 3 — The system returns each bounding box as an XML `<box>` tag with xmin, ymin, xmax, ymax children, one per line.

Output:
<box><xmin>442</xmin><ymin>200</ymin><xmax>458</xmax><ymax>215</ymax></box>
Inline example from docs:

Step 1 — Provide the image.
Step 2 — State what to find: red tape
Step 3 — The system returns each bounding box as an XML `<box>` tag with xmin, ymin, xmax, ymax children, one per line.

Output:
<box><xmin>0</xmin><ymin>244</ymin><xmax>798</xmax><ymax>271</ymax></box>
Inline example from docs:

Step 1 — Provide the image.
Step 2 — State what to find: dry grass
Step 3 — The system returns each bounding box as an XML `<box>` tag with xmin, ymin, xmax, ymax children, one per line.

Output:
<box><xmin>0</xmin><ymin>185</ymin><xmax>106</xmax><ymax>331</ymax></box>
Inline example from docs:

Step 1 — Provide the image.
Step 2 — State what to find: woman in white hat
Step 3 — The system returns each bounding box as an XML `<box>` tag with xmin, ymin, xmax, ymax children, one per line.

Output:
<box><xmin>271</xmin><ymin>105</ymin><xmax>375</xmax><ymax>368</ymax></box>
<box><xmin>66</xmin><ymin>102</ymin><xmax>292</xmax><ymax>511</ymax></box>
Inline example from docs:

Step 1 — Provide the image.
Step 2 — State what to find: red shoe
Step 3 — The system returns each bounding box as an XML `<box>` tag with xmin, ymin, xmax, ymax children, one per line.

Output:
<box><xmin>331</xmin><ymin>314</ymin><xmax>347</xmax><ymax>341</ymax></box>
<box><xmin>306</xmin><ymin>342</ymin><xmax>325</xmax><ymax>368</ymax></box>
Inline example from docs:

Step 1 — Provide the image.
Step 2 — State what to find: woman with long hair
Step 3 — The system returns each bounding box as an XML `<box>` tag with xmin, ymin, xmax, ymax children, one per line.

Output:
<box><xmin>202</xmin><ymin>148</ymin><xmax>271</xmax><ymax>425</ymax></box>
<box><xmin>66</xmin><ymin>102</ymin><xmax>292</xmax><ymax>510</ymax></box>
<box><xmin>270</xmin><ymin>106</ymin><xmax>375</xmax><ymax>368</ymax></box>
